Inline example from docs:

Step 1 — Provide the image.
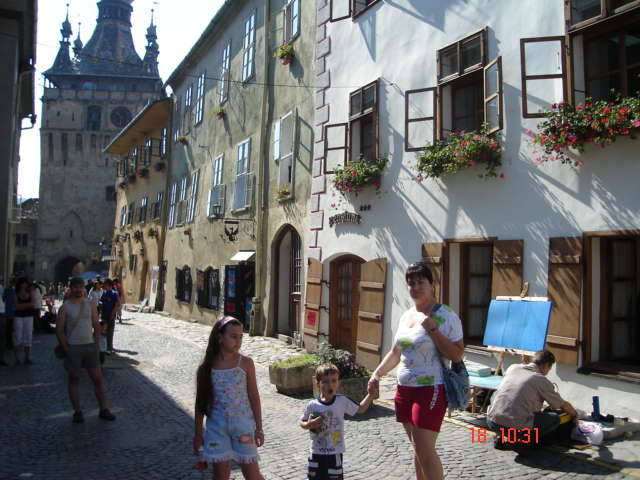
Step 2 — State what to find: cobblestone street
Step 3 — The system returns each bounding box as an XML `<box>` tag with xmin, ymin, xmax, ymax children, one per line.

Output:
<box><xmin>0</xmin><ymin>313</ymin><xmax>636</xmax><ymax>480</ymax></box>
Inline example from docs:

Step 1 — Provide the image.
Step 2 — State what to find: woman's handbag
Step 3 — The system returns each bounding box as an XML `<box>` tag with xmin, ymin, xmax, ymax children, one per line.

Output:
<box><xmin>432</xmin><ymin>304</ymin><xmax>471</xmax><ymax>409</ymax></box>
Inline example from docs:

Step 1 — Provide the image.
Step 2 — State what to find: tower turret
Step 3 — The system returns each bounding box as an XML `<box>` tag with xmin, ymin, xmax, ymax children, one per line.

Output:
<box><xmin>73</xmin><ymin>22</ymin><xmax>83</xmax><ymax>58</ymax></box>
<box><xmin>45</xmin><ymin>4</ymin><xmax>75</xmax><ymax>76</ymax></box>
<box><xmin>143</xmin><ymin>9</ymin><xmax>160</xmax><ymax>76</ymax></box>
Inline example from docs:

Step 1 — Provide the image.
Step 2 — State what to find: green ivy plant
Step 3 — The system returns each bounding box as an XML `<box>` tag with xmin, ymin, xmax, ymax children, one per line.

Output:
<box><xmin>415</xmin><ymin>126</ymin><xmax>502</xmax><ymax>180</ymax></box>
<box><xmin>527</xmin><ymin>93</ymin><xmax>640</xmax><ymax>166</ymax></box>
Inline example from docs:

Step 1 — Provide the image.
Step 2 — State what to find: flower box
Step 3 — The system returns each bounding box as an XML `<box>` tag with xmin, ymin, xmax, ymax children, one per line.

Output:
<box><xmin>269</xmin><ymin>363</ymin><xmax>316</xmax><ymax>395</ymax></box>
<box><xmin>139</xmin><ymin>167</ymin><xmax>149</xmax><ymax>178</ymax></box>
<box><xmin>154</xmin><ymin>161</ymin><xmax>166</xmax><ymax>172</ymax></box>
<box><xmin>213</xmin><ymin>107</ymin><xmax>226</xmax><ymax>120</ymax></box>
<box><xmin>333</xmin><ymin>156</ymin><xmax>387</xmax><ymax>195</ymax></box>
<box><xmin>275</xmin><ymin>184</ymin><xmax>292</xmax><ymax>203</ymax></box>
<box><xmin>276</xmin><ymin>43</ymin><xmax>295</xmax><ymax>65</ymax></box>
<box><xmin>528</xmin><ymin>94</ymin><xmax>640</xmax><ymax>166</ymax></box>
<box><xmin>128</xmin><ymin>174</ymin><xmax>137</xmax><ymax>183</ymax></box>
<box><xmin>177</xmin><ymin>136</ymin><xmax>188</xmax><ymax>146</ymax></box>
<box><xmin>415</xmin><ymin>127</ymin><xmax>502</xmax><ymax>180</ymax></box>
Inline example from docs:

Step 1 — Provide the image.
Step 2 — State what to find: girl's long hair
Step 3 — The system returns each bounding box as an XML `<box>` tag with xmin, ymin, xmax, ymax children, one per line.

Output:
<box><xmin>195</xmin><ymin>316</ymin><xmax>243</xmax><ymax>417</ymax></box>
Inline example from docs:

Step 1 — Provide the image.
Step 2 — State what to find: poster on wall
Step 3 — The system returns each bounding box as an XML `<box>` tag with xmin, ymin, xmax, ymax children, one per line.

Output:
<box><xmin>306</xmin><ymin>311</ymin><xmax>317</xmax><ymax>327</ymax></box>
<box><xmin>227</xmin><ymin>269</ymin><xmax>236</xmax><ymax>298</ymax></box>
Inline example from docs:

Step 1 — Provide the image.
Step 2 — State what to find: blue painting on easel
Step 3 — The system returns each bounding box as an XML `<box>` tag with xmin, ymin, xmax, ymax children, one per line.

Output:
<box><xmin>483</xmin><ymin>300</ymin><xmax>552</xmax><ymax>351</ymax></box>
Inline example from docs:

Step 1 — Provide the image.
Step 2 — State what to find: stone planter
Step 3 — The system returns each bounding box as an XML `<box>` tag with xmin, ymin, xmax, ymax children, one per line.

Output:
<box><xmin>269</xmin><ymin>364</ymin><xmax>316</xmax><ymax>395</ymax></box>
<box><xmin>312</xmin><ymin>376</ymin><xmax>371</xmax><ymax>405</ymax></box>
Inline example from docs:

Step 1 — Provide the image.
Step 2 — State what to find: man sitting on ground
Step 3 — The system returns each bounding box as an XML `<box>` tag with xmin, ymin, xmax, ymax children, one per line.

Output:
<box><xmin>487</xmin><ymin>350</ymin><xmax>577</xmax><ymax>448</ymax></box>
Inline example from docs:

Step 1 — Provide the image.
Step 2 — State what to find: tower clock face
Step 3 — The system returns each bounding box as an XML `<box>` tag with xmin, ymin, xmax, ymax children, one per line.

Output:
<box><xmin>111</xmin><ymin>107</ymin><xmax>132</xmax><ymax>128</ymax></box>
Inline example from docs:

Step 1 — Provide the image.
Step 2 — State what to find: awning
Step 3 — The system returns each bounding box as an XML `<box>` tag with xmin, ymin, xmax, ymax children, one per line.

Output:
<box><xmin>230</xmin><ymin>250</ymin><xmax>255</xmax><ymax>262</ymax></box>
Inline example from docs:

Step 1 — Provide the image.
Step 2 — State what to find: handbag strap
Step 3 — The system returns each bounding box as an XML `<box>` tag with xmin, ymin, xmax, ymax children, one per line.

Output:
<box><xmin>429</xmin><ymin>303</ymin><xmax>453</xmax><ymax>369</ymax></box>
<box><xmin>65</xmin><ymin>300</ymin><xmax>88</xmax><ymax>340</ymax></box>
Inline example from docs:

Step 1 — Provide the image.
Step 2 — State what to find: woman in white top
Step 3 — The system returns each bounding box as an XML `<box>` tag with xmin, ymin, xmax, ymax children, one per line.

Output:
<box><xmin>367</xmin><ymin>262</ymin><xmax>465</xmax><ymax>480</ymax></box>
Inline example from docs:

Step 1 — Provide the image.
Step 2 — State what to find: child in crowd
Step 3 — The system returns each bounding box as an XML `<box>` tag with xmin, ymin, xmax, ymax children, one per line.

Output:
<box><xmin>193</xmin><ymin>317</ymin><xmax>264</xmax><ymax>480</ymax></box>
<box><xmin>300</xmin><ymin>364</ymin><xmax>378</xmax><ymax>480</ymax></box>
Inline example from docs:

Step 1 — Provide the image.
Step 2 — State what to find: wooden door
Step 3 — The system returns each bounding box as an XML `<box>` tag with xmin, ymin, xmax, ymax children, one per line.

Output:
<box><xmin>289</xmin><ymin>230</ymin><xmax>302</xmax><ymax>334</ymax></box>
<box><xmin>356</xmin><ymin>258</ymin><xmax>387</xmax><ymax>370</ymax></box>
<box><xmin>303</xmin><ymin>258</ymin><xmax>322</xmax><ymax>352</ymax></box>
<box><xmin>330</xmin><ymin>256</ymin><xmax>363</xmax><ymax>352</ymax></box>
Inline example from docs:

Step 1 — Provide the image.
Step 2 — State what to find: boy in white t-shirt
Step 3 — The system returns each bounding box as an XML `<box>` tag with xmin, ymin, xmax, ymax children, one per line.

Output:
<box><xmin>299</xmin><ymin>363</ymin><xmax>378</xmax><ymax>480</ymax></box>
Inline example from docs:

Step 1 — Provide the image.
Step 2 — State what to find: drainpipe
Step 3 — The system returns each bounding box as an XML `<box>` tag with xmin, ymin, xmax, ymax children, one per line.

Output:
<box><xmin>250</xmin><ymin>0</ymin><xmax>273</xmax><ymax>336</ymax></box>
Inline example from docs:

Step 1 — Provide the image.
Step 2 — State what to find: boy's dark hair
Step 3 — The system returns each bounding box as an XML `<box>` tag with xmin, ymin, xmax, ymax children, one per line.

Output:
<box><xmin>315</xmin><ymin>363</ymin><xmax>340</xmax><ymax>382</ymax></box>
<box><xmin>405</xmin><ymin>261</ymin><xmax>434</xmax><ymax>284</ymax></box>
<box><xmin>104</xmin><ymin>278</ymin><xmax>114</xmax><ymax>287</ymax></box>
<box><xmin>533</xmin><ymin>350</ymin><xmax>556</xmax><ymax>367</ymax></box>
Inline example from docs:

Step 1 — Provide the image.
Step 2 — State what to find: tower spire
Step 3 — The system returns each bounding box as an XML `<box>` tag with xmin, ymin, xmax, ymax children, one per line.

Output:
<box><xmin>143</xmin><ymin>8</ymin><xmax>160</xmax><ymax>75</ymax></box>
<box><xmin>73</xmin><ymin>22</ymin><xmax>83</xmax><ymax>58</ymax></box>
<box><xmin>46</xmin><ymin>3</ymin><xmax>75</xmax><ymax>75</ymax></box>
<box><xmin>61</xmin><ymin>3</ymin><xmax>72</xmax><ymax>41</ymax></box>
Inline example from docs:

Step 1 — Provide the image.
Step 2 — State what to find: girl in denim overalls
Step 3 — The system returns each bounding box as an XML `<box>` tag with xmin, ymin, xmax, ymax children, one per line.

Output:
<box><xmin>194</xmin><ymin>317</ymin><xmax>264</xmax><ymax>480</ymax></box>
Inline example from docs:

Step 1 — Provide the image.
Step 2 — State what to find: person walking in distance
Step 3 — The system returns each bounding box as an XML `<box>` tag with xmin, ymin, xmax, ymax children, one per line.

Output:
<box><xmin>56</xmin><ymin>277</ymin><xmax>116</xmax><ymax>423</ymax></box>
<box><xmin>100</xmin><ymin>279</ymin><xmax>120</xmax><ymax>354</ymax></box>
<box><xmin>194</xmin><ymin>317</ymin><xmax>265</xmax><ymax>480</ymax></box>
<box><xmin>13</xmin><ymin>278</ymin><xmax>35</xmax><ymax>365</ymax></box>
<box><xmin>113</xmin><ymin>278</ymin><xmax>124</xmax><ymax>324</ymax></box>
<box><xmin>31</xmin><ymin>282</ymin><xmax>43</xmax><ymax>332</ymax></box>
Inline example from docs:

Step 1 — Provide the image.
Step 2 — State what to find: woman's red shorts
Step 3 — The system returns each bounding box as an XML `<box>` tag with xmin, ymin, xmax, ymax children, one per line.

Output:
<box><xmin>394</xmin><ymin>384</ymin><xmax>447</xmax><ymax>432</ymax></box>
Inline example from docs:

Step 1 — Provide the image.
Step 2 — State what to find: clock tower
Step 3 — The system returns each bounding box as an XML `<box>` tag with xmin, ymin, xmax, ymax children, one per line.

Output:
<box><xmin>36</xmin><ymin>1</ymin><xmax>164</xmax><ymax>282</ymax></box>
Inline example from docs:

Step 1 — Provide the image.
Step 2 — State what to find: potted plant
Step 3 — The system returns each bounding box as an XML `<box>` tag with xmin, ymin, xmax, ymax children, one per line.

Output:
<box><xmin>275</xmin><ymin>183</ymin><xmax>291</xmax><ymax>203</ymax></box>
<box><xmin>213</xmin><ymin>106</ymin><xmax>226</xmax><ymax>120</ymax></box>
<box><xmin>139</xmin><ymin>167</ymin><xmax>150</xmax><ymax>178</ymax></box>
<box><xmin>127</xmin><ymin>173</ymin><xmax>137</xmax><ymax>183</ymax></box>
<box><xmin>133</xmin><ymin>230</ymin><xmax>143</xmax><ymax>242</ymax></box>
<box><xmin>276</xmin><ymin>42</ymin><xmax>295</xmax><ymax>65</ymax></box>
<box><xmin>177</xmin><ymin>135</ymin><xmax>189</xmax><ymax>146</ymax></box>
<box><xmin>154</xmin><ymin>161</ymin><xmax>166</xmax><ymax>172</ymax></box>
<box><xmin>148</xmin><ymin>227</ymin><xmax>158</xmax><ymax>238</ymax></box>
<box><xmin>184</xmin><ymin>228</ymin><xmax>192</xmax><ymax>237</ymax></box>
<box><xmin>311</xmin><ymin>340</ymin><xmax>371</xmax><ymax>403</ymax></box>
<box><xmin>415</xmin><ymin>126</ymin><xmax>502</xmax><ymax>180</ymax></box>
<box><xmin>269</xmin><ymin>353</ymin><xmax>318</xmax><ymax>395</ymax></box>
<box><xmin>332</xmin><ymin>155</ymin><xmax>387</xmax><ymax>195</ymax></box>
<box><xmin>528</xmin><ymin>93</ymin><xmax>640</xmax><ymax>166</ymax></box>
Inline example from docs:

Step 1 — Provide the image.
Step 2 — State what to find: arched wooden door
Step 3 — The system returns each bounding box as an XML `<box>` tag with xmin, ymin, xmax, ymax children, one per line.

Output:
<box><xmin>273</xmin><ymin>226</ymin><xmax>302</xmax><ymax>336</ymax></box>
<box><xmin>330</xmin><ymin>255</ymin><xmax>365</xmax><ymax>352</ymax></box>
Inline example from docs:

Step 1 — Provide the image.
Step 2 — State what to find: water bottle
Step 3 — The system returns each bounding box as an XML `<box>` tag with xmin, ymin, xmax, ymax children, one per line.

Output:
<box><xmin>592</xmin><ymin>396</ymin><xmax>601</xmax><ymax>420</ymax></box>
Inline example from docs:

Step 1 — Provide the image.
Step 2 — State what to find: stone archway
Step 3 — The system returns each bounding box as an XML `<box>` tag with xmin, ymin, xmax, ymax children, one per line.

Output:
<box><xmin>54</xmin><ymin>256</ymin><xmax>82</xmax><ymax>283</ymax></box>
<box><xmin>272</xmin><ymin>225</ymin><xmax>302</xmax><ymax>337</ymax></box>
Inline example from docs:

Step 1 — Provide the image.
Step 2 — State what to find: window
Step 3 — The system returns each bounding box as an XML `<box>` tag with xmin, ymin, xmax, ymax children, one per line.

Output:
<box><xmin>138</xmin><ymin>196</ymin><xmax>148</xmax><ymax>223</ymax></box>
<box><xmin>207</xmin><ymin>155</ymin><xmax>225</xmax><ymax>217</ymax></box>
<box><xmin>120</xmin><ymin>205</ymin><xmax>127</xmax><ymax>227</ymax></box>
<box><xmin>520</xmin><ymin>37</ymin><xmax>567</xmax><ymax>118</ymax></box>
<box><xmin>15</xmin><ymin>233</ymin><xmax>28</xmax><ymax>247</ymax></box>
<box><xmin>152</xmin><ymin>191</ymin><xmax>163</xmax><ymax>220</ymax></box>
<box><xmin>330</xmin><ymin>0</ymin><xmax>382</xmax><ymax>20</ymax></box>
<box><xmin>48</xmin><ymin>132</ymin><xmax>54</xmax><ymax>162</ymax></box>
<box><xmin>197</xmin><ymin>267</ymin><xmax>221</xmax><ymax>309</ymax></box>
<box><xmin>129</xmin><ymin>254</ymin><xmax>137</xmax><ymax>272</ymax></box>
<box><xmin>176</xmin><ymin>266</ymin><xmax>192</xmax><ymax>302</ymax></box>
<box><xmin>160</xmin><ymin>128</ymin><xmax>168</xmax><ymax>157</ymax></box>
<box><xmin>460</xmin><ymin>243</ymin><xmax>493</xmax><ymax>345</ymax></box>
<box><xmin>173</xmin><ymin>96</ymin><xmax>182</xmax><ymax>142</ymax></box>
<box><xmin>105</xmin><ymin>186</ymin><xmax>116</xmax><ymax>201</ymax></box>
<box><xmin>127</xmin><ymin>201</ymin><xmax>135</xmax><ymax>225</ymax></box>
<box><xmin>285</xmin><ymin>0</ymin><xmax>300</xmax><ymax>42</ymax></box>
<box><xmin>87</xmin><ymin>105</ymin><xmax>102</xmax><ymax>131</ymax></box>
<box><xmin>532</xmin><ymin>2</ymin><xmax>640</xmax><ymax>107</ymax></box>
<box><xmin>219</xmin><ymin>41</ymin><xmax>231</xmax><ymax>104</ymax></box>
<box><xmin>187</xmin><ymin>170</ymin><xmax>199</xmax><ymax>223</ymax></box>
<box><xmin>117</xmin><ymin>158</ymin><xmax>126</xmax><ymax>177</ymax></box>
<box><xmin>91</xmin><ymin>134</ymin><xmax>97</xmax><ymax>151</ymax></box>
<box><xmin>143</xmin><ymin>138</ymin><xmax>153</xmax><ymax>165</ymax></box>
<box><xmin>176</xmin><ymin>175</ymin><xmax>189</xmax><ymax>225</ymax></box>
<box><xmin>233</xmin><ymin>139</ymin><xmax>252</xmax><ymax>211</ymax></box>
<box><xmin>273</xmin><ymin>110</ymin><xmax>297</xmax><ymax>194</ymax></box>
<box><xmin>195</xmin><ymin>73</ymin><xmax>206</xmax><ymax>125</ymax></box>
<box><xmin>61</xmin><ymin>133</ymin><xmax>69</xmax><ymax>165</ymax></box>
<box><xmin>75</xmin><ymin>133</ymin><xmax>83</xmax><ymax>152</ymax></box>
<box><xmin>183</xmin><ymin>86</ymin><xmax>193</xmax><ymax>133</ymax></box>
<box><xmin>242</xmin><ymin>11</ymin><xmax>256</xmax><ymax>82</ymax></box>
<box><xmin>208</xmin><ymin>154</ymin><xmax>225</xmax><ymax>218</ymax></box>
<box><xmin>130</xmin><ymin>148</ymin><xmax>139</xmax><ymax>173</ymax></box>
<box><xmin>323</xmin><ymin>80</ymin><xmax>379</xmax><ymax>173</ymax></box>
<box><xmin>168</xmin><ymin>182</ymin><xmax>177</xmax><ymax>227</ymax></box>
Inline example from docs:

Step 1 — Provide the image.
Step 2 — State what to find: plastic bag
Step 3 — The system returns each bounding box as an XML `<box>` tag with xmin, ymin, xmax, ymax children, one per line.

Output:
<box><xmin>571</xmin><ymin>420</ymin><xmax>604</xmax><ymax>445</ymax></box>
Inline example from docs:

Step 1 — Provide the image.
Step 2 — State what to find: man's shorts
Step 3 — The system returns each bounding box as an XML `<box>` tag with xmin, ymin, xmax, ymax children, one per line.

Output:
<box><xmin>64</xmin><ymin>343</ymin><xmax>100</xmax><ymax>371</ymax></box>
<box><xmin>308</xmin><ymin>453</ymin><xmax>343</xmax><ymax>480</ymax></box>
<box><xmin>395</xmin><ymin>384</ymin><xmax>447</xmax><ymax>432</ymax></box>
<box><xmin>203</xmin><ymin>412</ymin><xmax>259</xmax><ymax>464</ymax></box>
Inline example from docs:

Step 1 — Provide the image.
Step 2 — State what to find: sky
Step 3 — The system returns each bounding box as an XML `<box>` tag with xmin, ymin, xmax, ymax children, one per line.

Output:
<box><xmin>18</xmin><ymin>0</ymin><xmax>225</xmax><ymax>200</ymax></box>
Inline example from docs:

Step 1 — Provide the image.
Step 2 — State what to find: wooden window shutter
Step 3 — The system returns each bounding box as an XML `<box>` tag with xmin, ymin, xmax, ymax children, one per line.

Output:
<box><xmin>491</xmin><ymin>239</ymin><xmax>523</xmax><ymax>298</ymax></box>
<box><xmin>303</xmin><ymin>258</ymin><xmax>323</xmax><ymax>352</ymax></box>
<box><xmin>547</xmin><ymin>237</ymin><xmax>582</xmax><ymax>365</ymax></box>
<box><xmin>356</xmin><ymin>258</ymin><xmax>387</xmax><ymax>370</ymax></box>
<box><xmin>422</xmin><ymin>242</ymin><xmax>446</xmax><ymax>302</ymax></box>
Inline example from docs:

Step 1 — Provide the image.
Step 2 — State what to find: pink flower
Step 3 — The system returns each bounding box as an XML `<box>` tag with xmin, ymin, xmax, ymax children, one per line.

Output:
<box><xmin>525</xmin><ymin>129</ymin><xmax>534</xmax><ymax>137</ymax></box>
<box><xmin>468</xmin><ymin>161</ymin><xmax>477</xmax><ymax>167</ymax></box>
<box><xmin>499</xmin><ymin>173</ymin><xmax>505</xmax><ymax>179</ymax></box>
<box><xmin>632</xmin><ymin>120</ymin><xmax>640</xmax><ymax>128</ymax></box>
<box><xmin>575</xmin><ymin>161</ymin><xmax>585</xmax><ymax>167</ymax></box>
<box><xmin>416</xmin><ymin>176</ymin><xmax>424</xmax><ymax>183</ymax></box>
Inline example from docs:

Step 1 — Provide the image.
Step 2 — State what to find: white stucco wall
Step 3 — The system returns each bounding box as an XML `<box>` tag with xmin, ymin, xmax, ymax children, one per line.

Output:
<box><xmin>312</xmin><ymin>0</ymin><xmax>640</xmax><ymax>417</ymax></box>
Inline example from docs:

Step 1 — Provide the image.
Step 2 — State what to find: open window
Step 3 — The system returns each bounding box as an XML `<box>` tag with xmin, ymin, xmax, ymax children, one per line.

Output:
<box><xmin>520</xmin><ymin>37</ymin><xmax>567</xmax><ymax>118</ymax></box>
<box><xmin>242</xmin><ymin>11</ymin><xmax>257</xmax><ymax>82</ymax></box>
<box><xmin>436</xmin><ymin>30</ymin><xmax>503</xmax><ymax>137</ymax></box>
<box><xmin>273</xmin><ymin>110</ymin><xmax>298</xmax><ymax>198</ymax></box>
<box><xmin>565</xmin><ymin>2</ymin><xmax>640</xmax><ymax>103</ymax></box>
<box><xmin>208</xmin><ymin>154</ymin><xmax>225</xmax><ymax>218</ymax></box>
<box><xmin>138</xmin><ymin>196</ymin><xmax>148</xmax><ymax>223</ymax></box>
<box><xmin>219</xmin><ymin>40</ymin><xmax>231</xmax><ymax>104</ymax></box>
<box><xmin>323</xmin><ymin>123</ymin><xmax>348</xmax><ymax>174</ymax></box>
<box><xmin>187</xmin><ymin>170</ymin><xmax>199</xmax><ymax>223</ymax></box>
<box><xmin>183</xmin><ymin>86</ymin><xmax>193</xmax><ymax>134</ymax></box>
<box><xmin>405</xmin><ymin>87</ymin><xmax>436</xmax><ymax>152</ymax></box>
<box><xmin>233</xmin><ymin>139</ymin><xmax>253</xmax><ymax>211</ymax></box>
<box><xmin>284</xmin><ymin>0</ymin><xmax>300</xmax><ymax>42</ymax></box>
<box><xmin>349</xmin><ymin>80</ymin><xmax>379</xmax><ymax>162</ymax></box>
<box><xmin>330</xmin><ymin>0</ymin><xmax>382</xmax><ymax>21</ymax></box>
<box><xmin>194</xmin><ymin>72</ymin><xmax>206</xmax><ymax>125</ymax></box>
